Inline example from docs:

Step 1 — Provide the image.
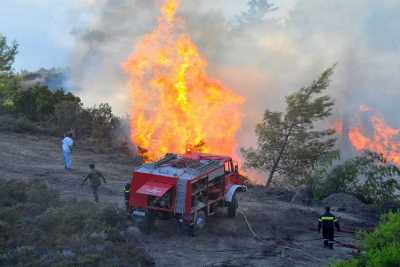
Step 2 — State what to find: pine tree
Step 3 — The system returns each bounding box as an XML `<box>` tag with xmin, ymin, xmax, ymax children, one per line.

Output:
<box><xmin>0</xmin><ymin>34</ymin><xmax>18</xmax><ymax>73</ymax></box>
<box><xmin>241</xmin><ymin>66</ymin><xmax>338</xmax><ymax>187</ymax></box>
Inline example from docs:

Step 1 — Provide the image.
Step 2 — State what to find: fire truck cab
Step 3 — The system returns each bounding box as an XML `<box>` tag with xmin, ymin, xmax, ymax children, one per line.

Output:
<box><xmin>127</xmin><ymin>152</ymin><xmax>246</xmax><ymax>234</ymax></box>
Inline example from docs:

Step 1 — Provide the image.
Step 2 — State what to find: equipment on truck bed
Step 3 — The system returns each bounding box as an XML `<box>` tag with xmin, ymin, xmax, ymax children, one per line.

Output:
<box><xmin>126</xmin><ymin>152</ymin><xmax>246</xmax><ymax>235</ymax></box>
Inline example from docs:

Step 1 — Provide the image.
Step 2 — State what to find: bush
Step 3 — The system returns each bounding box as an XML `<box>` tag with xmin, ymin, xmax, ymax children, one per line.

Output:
<box><xmin>14</xmin><ymin>116</ymin><xmax>39</xmax><ymax>133</ymax></box>
<box><xmin>0</xmin><ymin>73</ymin><xmax>20</xmax><ymax>113</ymax></box>
<box><xmin>13</xmin><ymin>85</ymin><xmax>54</xmax><ymax>121</ymax></box>
<box><xmin>331</xmin><ymin>213</ymin><xmax>400</xmax><ymax>267</ymax></box>
<box><xmin>54</xmin><ymin>102</ymin><xmax>122</xmax><ymax>150</ymax></box>
<box><xmin>54</xmin><ymin>100</ymin><xmax>93</xmax><ymax>138</ymax></box>
<box><xmin>0</xmin><ymin>179</ymin><xmax>154</xmax><ymax>267</ymax></box>
<box><xmin>0</xmin><ymin>68</ymin><xmax>122</xmax><ymax>149</ymax></box>
<box><xmin>89</xmin><ymin>103</ymin><xmax>120</xmax><ymax>149</ymax></box>
<box><xmin>12</xmin><ymin>86</ymin><xmax>80</xmax><ymax>122</ymax></box>
<box><xmin>312</xmin><ymin>151</ymin><xmax>400</xmax><ymax>209</ymax></box>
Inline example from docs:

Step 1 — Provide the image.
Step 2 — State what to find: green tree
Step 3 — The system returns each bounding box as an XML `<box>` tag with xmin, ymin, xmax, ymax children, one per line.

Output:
<box><xmin>13</xmin><ymin>86</ymin><xmax>81</xmax><ymax>121</ymax></box>
<box><xmin>0</xmin><ymin>34</ymin><xmax>19</xmax><ymax>112</ymax></box>
<box><xmin>55</xmin><ymin>101</ymin><xmax>83</xmax><ymax>135</ymax></box>
<box><xmin>0</xmin><ymin>34</ymin><xmax>18</xmax><ymax>73</ymax></box>
<box><xmin>0</xmin><ymin>74</ymin><xmax>20</xmax><ymax>112</ymax></box>
<box><xmin>241</xmin><ymin>67</ymin><xmax>338</xmax><ymax>187</ymax></box>
<box><xmin>13</xmin><ymin>85</ymin><xmax>54</xmax><ymax>120</ymax></box>
<box><xmin>89</xmin><ymin>103</ymin><xmax>120</xmax><ymax>148</ymax></box>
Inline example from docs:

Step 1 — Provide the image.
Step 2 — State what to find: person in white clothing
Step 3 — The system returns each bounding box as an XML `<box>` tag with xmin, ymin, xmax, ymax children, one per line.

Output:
<box><xmin>62</xmin><ymin>133</ymin><xmax>74</xmax><ymax>170</ymax></box>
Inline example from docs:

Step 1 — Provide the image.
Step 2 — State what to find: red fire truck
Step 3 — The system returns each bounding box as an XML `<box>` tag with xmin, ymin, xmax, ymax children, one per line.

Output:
<box><xmin>126</xmin><ymin>152</ymin><xmax>246</xmax><ymax>234</ymax></box>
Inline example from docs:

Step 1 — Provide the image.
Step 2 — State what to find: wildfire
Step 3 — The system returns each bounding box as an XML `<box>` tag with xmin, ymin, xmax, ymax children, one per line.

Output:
<box><xmin>123</xmin><ymin>0</ymin><xmax>244</xmax><ymax>159</ymax></box>
<box><xmin>334</xmin><ymin>119</ymin><xmax>343</xmax><ymax>135</ymax></box>
<box><xmin>348</xmin><ymin>108</ymin><xmax>400</xmax><ymax>166</ymax></box>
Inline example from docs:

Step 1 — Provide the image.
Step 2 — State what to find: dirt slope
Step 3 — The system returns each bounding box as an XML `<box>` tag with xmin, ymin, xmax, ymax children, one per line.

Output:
<box><xmin>0</xmin><ymin>132</ymin><xmax>375</xmax><ymax>267</ymax></box>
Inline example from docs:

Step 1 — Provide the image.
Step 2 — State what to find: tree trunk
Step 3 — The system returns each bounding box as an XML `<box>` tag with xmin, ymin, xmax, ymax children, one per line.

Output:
<box><xmin>265</xmin><ymin>122</ymin><xmax>296</xmax><ymax>187</ymax></box>
<box><xmin>266</xmin><ymin>164</ymin><xmax>276</xmax><ymax>187</ymax></box>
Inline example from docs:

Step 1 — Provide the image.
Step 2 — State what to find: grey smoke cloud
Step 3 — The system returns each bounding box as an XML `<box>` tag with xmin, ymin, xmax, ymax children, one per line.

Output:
<box><xmin>68</xmin><ymin>0</ymin><xmax>400</xmax><ymax>149</ymax></box>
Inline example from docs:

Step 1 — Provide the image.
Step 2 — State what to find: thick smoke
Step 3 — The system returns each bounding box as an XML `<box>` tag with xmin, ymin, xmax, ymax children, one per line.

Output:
<box><xmin>68</xmin><ymin>0</ymin><xmax>158</xmax><ymax>115</ymax></box>
<box><xmin>68</xmin><ymin>0</ymin><xmax>400</xmax><ymax>154</ymax></box>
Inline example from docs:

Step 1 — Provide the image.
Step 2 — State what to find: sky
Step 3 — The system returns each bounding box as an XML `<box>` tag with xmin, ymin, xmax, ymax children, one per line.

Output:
<box><xmin>0</xmin><ymin>0</ymin><xmax>296</xmax><ymax>71</ymax></box>
<box><xmin>0</xmin><ymin>0</ymin><xmax>99</xmax><ymax>70</ymax></box>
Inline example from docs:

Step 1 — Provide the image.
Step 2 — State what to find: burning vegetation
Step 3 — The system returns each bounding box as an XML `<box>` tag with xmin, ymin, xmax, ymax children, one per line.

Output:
<box><xmin>123</xmin><ymin>0</ymin><xmax>243</xmax><ymax>160</ymax></box>
<box><xmin>336</xmin><ymin>106</ymin><xmax>400</xmax><ymax>167</ymax></box>
<box><xmin>349</xmin><ymin>115</ymin><xmax>400</xmax><ymax>166</ymax></box>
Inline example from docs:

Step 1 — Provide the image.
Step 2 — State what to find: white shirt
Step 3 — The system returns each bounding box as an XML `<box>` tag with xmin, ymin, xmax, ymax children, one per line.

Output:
<box><xmin>62</xmin><ymin>137</ymin><xmax>74</xmax><ymax>152</ymax></box>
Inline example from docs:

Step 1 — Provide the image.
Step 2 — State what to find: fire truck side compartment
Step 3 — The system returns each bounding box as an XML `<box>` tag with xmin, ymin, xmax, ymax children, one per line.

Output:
<box><xmin>129</xmin><ymin>172</ymin><xmax>177</xmax><ymax>209</ymax></box>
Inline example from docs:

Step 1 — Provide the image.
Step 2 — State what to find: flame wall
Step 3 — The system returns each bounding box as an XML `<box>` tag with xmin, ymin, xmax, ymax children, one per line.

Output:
<box><xmin>123</xmin><ymin>0</ymin><xmax>243</xmax><ymax>159</ymax></box>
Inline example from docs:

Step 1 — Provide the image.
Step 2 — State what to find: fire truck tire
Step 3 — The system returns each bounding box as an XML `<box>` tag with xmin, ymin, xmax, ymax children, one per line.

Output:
<box><xmin>228</xmin><ymin>193</ymin><xmax>238</xmax><ymax>217</ymax></box>
<box><xmin>190</xmin><ymin>210</ymin><xmax>206</xmax><ymax>236</ymax></box>
<box><xmin>139</xmin><ymin>211</ymin><xmax>155</xmax><ymax>234</ymax></box>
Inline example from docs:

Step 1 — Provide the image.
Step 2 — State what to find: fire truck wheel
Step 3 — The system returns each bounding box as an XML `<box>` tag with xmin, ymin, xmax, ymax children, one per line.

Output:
<box><xmin>227</xmin><ymin>193</ymin><xmax>238</xmax><ymax>218</ymax></box>
<box><xmin>140</xmin><ymin>211</ymin><xmax>155</xmax><ymax>234</ymax></box>
<box><xmin>190</xmin><ymin>211</ymin><xmax>206</xmax><ymax>236</ymax></box>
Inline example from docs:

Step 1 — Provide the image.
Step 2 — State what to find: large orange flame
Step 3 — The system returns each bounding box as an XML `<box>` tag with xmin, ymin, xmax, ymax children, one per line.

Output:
<box><xmin>123</xmin><ymin>0</ymin><xmax>244</xmax><ymax>159</ymax></box>
<box><xmin>348</xmin><ymin>111</ymin><xmax>400</xmax><ymax>166</ymax></box>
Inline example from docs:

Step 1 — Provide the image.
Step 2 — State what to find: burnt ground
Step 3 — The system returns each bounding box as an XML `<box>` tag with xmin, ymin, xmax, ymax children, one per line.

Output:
<box><xmin>0</xmin><ymin>132</ymin><xmax>376</xmax><ymax>267</ymax></box>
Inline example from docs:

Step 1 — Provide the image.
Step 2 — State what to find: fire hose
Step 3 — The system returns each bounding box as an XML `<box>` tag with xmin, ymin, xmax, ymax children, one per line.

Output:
<box><xmin>308</xmin><ymin>227</ymin><xmax>357</xmax><ymax>234</ymax></box>
<box><xmin>239</xmin><ymin>210</ymin><xmax>258</xmax><ymax>239</ymax></box>
<box><xmin>306</xmin><ymin>227</ymin><xmax>360</xmax><ymax>250</ymax></box>
<box><xmin>240</xmin><ymin>210</ymin><xmax>359</xmax><ymax>251</ymax></box>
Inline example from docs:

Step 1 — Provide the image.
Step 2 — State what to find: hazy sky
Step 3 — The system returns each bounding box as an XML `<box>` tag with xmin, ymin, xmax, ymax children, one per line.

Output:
<box><xmin>0</xmin><ymin>0</ymin><xmax>101</xmax><ymax>70</ymax></box>
<box><xmin>0</xmin><ymin>0</ymin><xmax>296</xmax><ymax>70</ymax></box>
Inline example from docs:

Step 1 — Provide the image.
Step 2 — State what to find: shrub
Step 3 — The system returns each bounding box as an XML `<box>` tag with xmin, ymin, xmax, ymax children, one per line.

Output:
<box><xmin>14</xmin><ymin>116</ymin><xmax>39</xmax><ymax>133</ymax></box>
<box><xmin>12</xmin><ymin>86</ymin><xmax>80</xmax><ymax>122</ymax></box>
<box><xmin>0</xmin><ymin>179</ymin><xmax>154</xmax><ymax>267</ymax></box>
<box><xmin>1</xmin><ymin>73</ymin><xmax>122</xmax><ymax>149</ymax></box>
<box><xmin>88</xmin><ymin>103</ymin><xmax>120</xmax><ymax>150</ymax></box>
<box><xmin>13</xmin><ymin>85</ymin><xmax>56</xmax><ymax>121</ymax></box>
<box><xmin>54</xmin><ymin>101</ymin><xmax>121</xmax><ymax>150</ymax></box>
<box><xmin>331</xmin><ymin>213</ymin><xmax>400</xmax><ymax>267</ymax></box>
<box><xmin>54</xmin><ymin>100</ymin><xmax>92</xmax><ymax>138</ymax></box>
<box><xmin>312</xmin><ymin>151</ymin><xmax>400</xmax><ymax>209</ymax></box>
<box><xmin>0</xmin><ymin>73</ymin><xmax>20</xmax><ymax>113</ymax></box>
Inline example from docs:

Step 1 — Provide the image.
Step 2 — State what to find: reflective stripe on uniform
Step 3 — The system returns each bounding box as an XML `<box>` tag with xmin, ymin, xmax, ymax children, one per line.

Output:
<box><xmin>320</xmin><ymin>216</ymin><xmax>337</xmax><ymax>221</ymax></box>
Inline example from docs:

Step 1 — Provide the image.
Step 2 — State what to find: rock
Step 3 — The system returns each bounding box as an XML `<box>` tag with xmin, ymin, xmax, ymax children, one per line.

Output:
<box><xmin>291</xmin><ymin>186</ymin><xmax>313</xmax><ymax>205</ymax></box>
<box><xmin>380</xmin><ymin>200</ymin><xmax>400</xmax><ymax>213</ymax></box>
<box><xmin>62</xmin><ymin>249</ymin><xmax>75</xmax><ymax>258</ymax></box>
<box><xmin>126</xmin><ymin>225</ymin><xmax>141</xmax><ymax>236</ymax></box>
<box><xmin>265</xmin><ymin>187</ymin><xmax>296</xmax><ymax>202</ymax></box>
<box><xmin>89</xmin><ymin>231</ymin><xmax>107</xmax><ymax>240</ymax></box>
<box><xmin>322</xmin><ymin>193</ymin><xmax>368</xmax><ymax>213</ymax></box>
<box><xmin>248</xmin><ymin>186</ymin><xmax>296</xmax><ymax>202</ymax></box>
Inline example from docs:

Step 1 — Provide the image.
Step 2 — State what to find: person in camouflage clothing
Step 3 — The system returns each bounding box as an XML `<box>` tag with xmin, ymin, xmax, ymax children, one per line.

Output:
<box><xmin>81</xmin><ymin>163</ymin><xmax>107</xmax><ymax>202</ymax></box>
